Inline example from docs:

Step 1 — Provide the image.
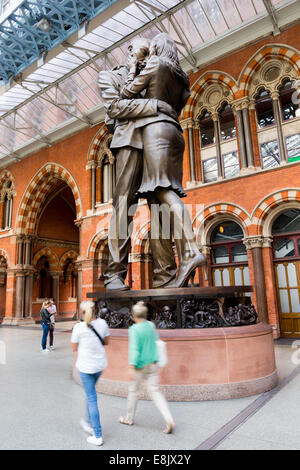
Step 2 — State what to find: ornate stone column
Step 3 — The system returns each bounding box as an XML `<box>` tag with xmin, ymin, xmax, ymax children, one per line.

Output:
<box><xmin>0</xmin><ymin>192</ymin><xmax>5</xmax><ymax>229</ymax></box>
<box><xmin>233</xmin><ymin>104</ymin><xmax>248</xmax><ymax>169</ymax></box>
<box><xmin>24</xmin><ymin>267</ymin><xmax>34</xmax><ymax>318</ymax></box>
<box><xmin>187</xmin><ymin>119</ymin><xmax>196</xmax><ymax>183</ymax></box>
<box><xmin>241</xmin><ymin>100</ymin><xmax>254</xmax><ymax>168</ymax></box>
<box><xmin>271</xmin><ymin>90</ymin><xmax>287</xmax><ymax>163</ymax></box>
<box><xmin>51</xmin><ymin>271</ymin><xmax>60</xmax><ymax>314</ymax></box>
<box><xmin>15</xmin><ymin>270</ymin><xmax>25</xmax><ymax>319</ymax></box>
<box><xmin>212</xmin><ymin>112</ymin><xmax>223</xmax><ymax>178</ymax></box>
<box><xmin>16</xmin><ymin>235</ymin><xmax>24</xmax><ymax>265</ymax></box>
<box><xmin>86</xmin><ymin>161</ymin><xmax>97</xmax><ymax>210</ymax></box>
<box><xmin>243</xmin><ymin>237</ymin><xmax>268</xmax><ymax>324</ymax></box>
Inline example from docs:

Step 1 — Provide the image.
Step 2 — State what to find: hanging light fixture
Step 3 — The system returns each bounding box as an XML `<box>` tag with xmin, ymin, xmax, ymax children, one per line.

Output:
<box><xmin>37</xmin><ymin>18</ymin><xmax>52</xmax><ymax>32</ymax></box>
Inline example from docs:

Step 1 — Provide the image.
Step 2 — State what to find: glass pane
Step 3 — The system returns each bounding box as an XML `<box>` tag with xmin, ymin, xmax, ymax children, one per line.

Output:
<box><xmin>222</xmin><ymin>268</ymin><xmax>230</xmax><ymax>286</ymax></box>
<box><xmin>199</xmin><ymin>111</ymin><xmax>214</xmax><ymax>146</ymax></box>
<box><xmin>290</xmin><ymin>289</ymin><xmax>300</xmax><ymax>313</ymax></box>
<box><xmin>187</xmin><ymin>1</ymin><xmax>215</xmax><ymax>41</ymax></box>
<box><xmin>276</xmin><ymin>264</ymin><xmax>287</xmax><ymax>288</ymax></box>
<box><xmin>260</xmin><ymin>140</ymin><xmax>280</xmax><ymax>169</ymax></box>
<box><xmin>223</xmin><ymin>151</ymin><xmax>239</xmax><ymax>179</ymax></box>
<box><xmin>280</xmin><ymin>81</ymin><xmax>298</xmax><ymax>121</ymax></box>
<box><xmin>203</xmin><ymin>158</ymin><xmax>218</xmax><ymax>183</ymax></box>
<box><xmin>213</xmin><ymin>269</ymin><xmax>222</xmax><ymax>286</ymax></box>
<box><xmin>232</xmin><ymin>243</ymin><xmax>248</xmax><ymax>262</ymax></box>
<box><xmin>274</xmin><ymin>238</ymin><xmax>295</xmax><ymax>258</ymax></box>
<box><xmin>287</xmin><ymin>263</ymin><xmax>297</xmax><ymax>288</ymax></box>
<box><xmin>102</xmin><ymin>163</ymin><xmax>110</xmax><ymax>203</ymax></box>
<box><xmin>286</xmin><ymin>134</ymin><xmax>300</xmax><ymax>162</ymax></box>
<box><xmin>244</xmin><ymin>266</ymin><xmax>250</xmax><ymax>285</ymax></box>
<box><xmin>272</xmin><ymin>209</ymin><xmax>300</xmax><ymax>234</ymax></box>
<box><xmin>213</xmin><ymin>246</ymin><xmax>229</xmax><ymax>264</ymax></box>
<box><xmin>234</xmin><ymin>267</ymin><xmax>243</xmax><ymax>285</ymax></box>
<box><xmin>211</xmin><ymin>221</ymin><xmax>243</xmax><ymax>242</ymax></box>
<box><xmin>200</xmin><ymin>0</ymin><xmax>228</xmax><ymax>35</ymax></box>
<box><xmin>219</xmin><ymin>104</ymin><xmax>236</xmax><ymax>140</ymax></box>
<box><xmin>279</xmin><ymin>289</ymin><xmax>290</xmax><ymax>313</ymax></box>
<box><xmin>256</xmin><ymin>90</ymin><xmax>275</xmax><ymax>127</ymax></box>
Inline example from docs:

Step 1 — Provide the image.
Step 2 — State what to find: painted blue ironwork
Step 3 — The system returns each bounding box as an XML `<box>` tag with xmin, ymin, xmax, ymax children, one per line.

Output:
<box><xmin>0</xmin><ymin>0</ymin><xmax>117</xmax><ymax>82</ymax></box>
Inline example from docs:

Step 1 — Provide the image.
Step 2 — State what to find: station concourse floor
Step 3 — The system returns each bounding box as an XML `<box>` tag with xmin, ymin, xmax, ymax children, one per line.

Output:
<box><xmin>0</xmin><ymin>322</ymin><xmax>299</xmax><ymax>451</ymax></box>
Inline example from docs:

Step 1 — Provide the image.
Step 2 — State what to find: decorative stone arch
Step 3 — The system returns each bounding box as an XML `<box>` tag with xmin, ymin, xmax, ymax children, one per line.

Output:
<box><xmin>16</xmin><ymin>163</ymin><xmax>82</xmax><ymax>235</ymax></box>
<box><xmin>252</xmin><ymin>189</ymin><xmax>300</xmax><ymax>236</ymax></box>
<box><xmin>59</xmin><ymin>250</ymin><xmax>79</xmax><ymax>269</ymax></box>
<box><xmin>32</xmin><ymin>248</ymin><xmax>59</xmax><ymax>271</ymax></box>
<box><xmin>238</xmin><ymin>44</ymin><xmax>300</xmax><ymax>98</ymax></box>
<box><xmin>132</xmin><ymin>222</ymin><xmax>151</xmax><ymax>255</ymax></box>
<box><xmin>87</xmin><ymin>229</ymin><xmax>108</xmax><ymax>259</ymax></box>
<box><xmin>0</xmin><ymin>249</ymin><xmax>9</xmax><ymax>267</ymax></box>
<box><xmin>88</xmin><ymin>125</ymin><xmax>114</xmax><ymax>165</ymax></box>
<box><xmin>193</xmin><ymin>203</ymin><xmax>251</xmax><ymax>247</ymax></box>
<box><xmin>182</xmin><ymin>71</ymin><xmax>239</xmax><ymax>120</ymax></box>
<box><xmin>0</xmin><ymin>169</ymin><xmax>15</xmax><ymax>192</ymax></box>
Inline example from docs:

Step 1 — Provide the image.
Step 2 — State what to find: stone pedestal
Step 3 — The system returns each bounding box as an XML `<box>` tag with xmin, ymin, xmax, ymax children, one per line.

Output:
<box><xmin>73</xmin><ymin>323</ymin><xmax>277</xmax><ymax>401</ymax></box>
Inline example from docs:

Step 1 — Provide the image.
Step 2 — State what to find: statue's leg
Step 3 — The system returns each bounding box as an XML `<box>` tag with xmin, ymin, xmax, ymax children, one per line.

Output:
<box><xmin>147</xmin><ymin>194</ymin><xmax>177</xmax><ymax>288</ymax></box>
<box><xmin>104</xmin><ymin>147</ymin><xmax>142</xmax><ymax>288</ymax></box>
<box><xmin>155</xmin><ymin>188</ymin><xmax>206</xmax><ymax>288</ymax></box>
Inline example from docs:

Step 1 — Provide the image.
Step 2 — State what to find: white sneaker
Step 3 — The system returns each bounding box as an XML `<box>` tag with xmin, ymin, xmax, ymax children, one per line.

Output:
<box><xmin>87</xmin><ymin>435</ymin><xmax>103</xmax><ymax>446</ymax></box>
<box><xmin>80</xmin><ymin>419</ymin><xmax>93</xmax><ymax>435</ymax></box>
<box><xmin>41</xmin><ymin>348</ymin><xmax>50</xmax><ymax>353</ymax></box>
<box><xmin>49</xmin><ymin>346</ymin><xmax>55</xmax><ymax>351</ymax></box>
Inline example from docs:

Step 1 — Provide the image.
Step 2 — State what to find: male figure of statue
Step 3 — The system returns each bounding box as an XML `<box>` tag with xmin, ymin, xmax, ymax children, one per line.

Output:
<box><xmin>98</xmin><ymin>38</ymin><xmax>177</xmax><ymax>291</ymax></box>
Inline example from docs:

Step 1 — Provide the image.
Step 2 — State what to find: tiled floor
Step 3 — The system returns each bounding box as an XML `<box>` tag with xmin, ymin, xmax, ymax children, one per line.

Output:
<box><xmin>0</xmin><ymin>324</ymin><xmax>298</xmax><ymax>450</ymax></box>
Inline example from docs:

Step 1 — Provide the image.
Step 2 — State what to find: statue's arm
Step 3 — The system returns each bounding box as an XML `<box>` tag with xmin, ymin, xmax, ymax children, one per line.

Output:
<box><xmin>98</xmin><ymin>70</ymin><xmax>158</xmax><ymax>120</ymax></box>
<box><xmin>120</xmin><ymin>56</ymin><xmax>158</xmax><ymax>99</ymax></box>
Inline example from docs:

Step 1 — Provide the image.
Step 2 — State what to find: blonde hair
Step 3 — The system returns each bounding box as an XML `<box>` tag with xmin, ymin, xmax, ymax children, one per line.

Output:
<box><xmin>80</xmin><ymin>300</ymin><xmax>95</xmax><ymax>328</ymax></box>
<box><xmin>132</xmin><ymin>301</ymin><xmax>148</xmax><ymax>319</ymax></box>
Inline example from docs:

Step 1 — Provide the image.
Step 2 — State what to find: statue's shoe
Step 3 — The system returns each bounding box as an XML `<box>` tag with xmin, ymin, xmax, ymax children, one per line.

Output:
<box><xmin>105</xmin><ymin>278</ymin><xmax>130</xmax><ymax>291</ymax></box>
<box><xmin>163</xmin><ymin>254</ymin><xmax>207</xmax><ymax>289</ymax></box>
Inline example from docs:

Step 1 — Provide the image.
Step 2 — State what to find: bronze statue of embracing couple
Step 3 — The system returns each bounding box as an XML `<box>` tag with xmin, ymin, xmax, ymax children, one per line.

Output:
<box><xmin>98</xmin><ymin>33</ymin><xmax>206</xmax><ymax>291</ymax></box>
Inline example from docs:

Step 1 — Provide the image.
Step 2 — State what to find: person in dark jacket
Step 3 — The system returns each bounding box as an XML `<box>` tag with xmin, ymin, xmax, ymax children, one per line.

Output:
<box><xmin>41</xmin><ymin>300</ymin><xmax>51</xmax><ymax>353</ymax></box>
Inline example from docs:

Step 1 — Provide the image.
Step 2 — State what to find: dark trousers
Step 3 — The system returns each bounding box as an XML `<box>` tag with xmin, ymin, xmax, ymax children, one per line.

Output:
<box><xmin>49</xmin><ymin>326</ymin><xmax>54</xmax><ymax>347</ymax></box>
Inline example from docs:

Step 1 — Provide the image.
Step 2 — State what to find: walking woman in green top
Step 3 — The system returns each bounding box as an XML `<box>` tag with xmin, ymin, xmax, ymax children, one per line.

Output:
<box><xmin>119</xmin><ymin>301</ymin><xmax>175</xmax><ymax>434</ymax></box>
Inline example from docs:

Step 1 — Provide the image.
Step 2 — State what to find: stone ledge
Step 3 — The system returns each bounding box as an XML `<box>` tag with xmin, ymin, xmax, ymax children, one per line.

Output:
<box><xmin>73</xmin><ymin>369</ymin><xmax>278</xmax><ymax>402</ymax></box>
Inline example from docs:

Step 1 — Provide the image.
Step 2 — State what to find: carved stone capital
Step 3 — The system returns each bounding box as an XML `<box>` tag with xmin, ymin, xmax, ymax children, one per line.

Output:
<box><xmin>243</xmin><ymin>237</ymin><xmax>264</xmax><ymax>250</ymax></box>
<box><xmin>270</xmin><ymin>90</ymin><xmax>279</xmax><ymax>101</ymax></box>
<box><xmin>86</xmin><ymin>160</ymin><xmax>97</xmax><ymax>171</ymax></box>
<box><xmin>180</xmin><ymin>118</ymin><xmax>194</xmax><ymax>130</ymax></box>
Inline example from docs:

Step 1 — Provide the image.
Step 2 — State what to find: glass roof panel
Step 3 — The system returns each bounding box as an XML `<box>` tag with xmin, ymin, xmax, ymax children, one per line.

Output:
<box><xmin>0</xmin><ymin>0</ymin><xmax>296</xmax><ymax>161</ymax></box>
<box><xmin>233</xmin><ymin>0</ymin><xmax>257</xmax><ymax>21</ymax></box>
<box><xmin>200</xmin><ymin>0</ymin><xmax>229</xmax><ymax>34</ymax></box>
<box><xmin>187</xmin><ymin>1</ymin><xmax>215</xmax><ymax>41</ymax></box>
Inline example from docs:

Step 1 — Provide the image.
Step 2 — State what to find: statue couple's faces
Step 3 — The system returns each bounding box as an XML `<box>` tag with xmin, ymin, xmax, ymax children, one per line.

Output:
<box><xmin>127</xmin><ymin>38</ymin><xmax>151</xmax><ymax>66</ymax></box>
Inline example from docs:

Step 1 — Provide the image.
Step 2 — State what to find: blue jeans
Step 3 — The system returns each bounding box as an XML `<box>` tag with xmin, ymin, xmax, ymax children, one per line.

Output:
<box><xmin>41</xmin><ymin>323</ymin><xmax>50</xmax><ymax>350</ymax></box>
<box><xmin>79</xmin><ymin>371</ymin><xmax>102</xmax><ymax>438</ymax></box>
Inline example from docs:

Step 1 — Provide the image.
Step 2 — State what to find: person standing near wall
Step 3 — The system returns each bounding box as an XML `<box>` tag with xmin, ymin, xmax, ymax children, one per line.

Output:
<box><xmin>41</xmin><ymin>300</ymin><xmax>51</xmax><ymax>353</ymax></box>
<box><xmin>47</xmin><ymin>299</ymin><xmax>56</xmax><ymax>351</ymax></box>
<box><xmin>119</xmin><ymin>301</ymin><xmax>175</xmax><ymax>434</ymax></box>
<box><xmin>71</xmin><ymin>300</ymin><xmax>109</xmax><ymax>446</ymax></box>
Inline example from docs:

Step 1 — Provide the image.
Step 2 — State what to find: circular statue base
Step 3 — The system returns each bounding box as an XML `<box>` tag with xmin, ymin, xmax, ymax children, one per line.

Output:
<box><xmin>73</xmin><ymin>322</ymin><xmax>278</xmax><ymax>401</ymax></box>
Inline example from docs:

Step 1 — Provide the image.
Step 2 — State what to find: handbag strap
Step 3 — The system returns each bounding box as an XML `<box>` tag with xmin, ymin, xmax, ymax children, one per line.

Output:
<box><xmin>89</xmin><ymin>324</ymin><xmax>104</xmax><ymax>346</ymax></box>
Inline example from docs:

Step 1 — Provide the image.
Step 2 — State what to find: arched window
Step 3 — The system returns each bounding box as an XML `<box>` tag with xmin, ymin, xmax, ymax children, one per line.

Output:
<box><xmin>199</xmin><ymin>110</ymin><xmax>214</xmax><ymax>147</ymax></box>
<box><xmin>199</xmin><ymin>101</ymin><xmax>239</xmax><ymax>183</ymax></box>
<box><xmin>1</xmin><ymin>180</ymin><xmax>14</xmax><ymax>230</ymax></box>
<box><xmin>219</xmin><ymin>103</ymin><xmax>236</xmax><ymax>141</ymax></box>
<box><xmin>279</xmin><ymin>80</ymin><xmax>298</xmax><ymax>121</ymax></box>
<box><xmin>272</xmin><ymin>209</ymin><xmax>300</xmax><ymax>337</ymax></box>
<box><xmin>210</xmin><ymin>221</ymin><xmax>249</xmax><ymax>289</ymax></box>
<box><xmin>255</xmin><ymin>88</ymin><xmax>275</xmax><ymax>128</ymax></box>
